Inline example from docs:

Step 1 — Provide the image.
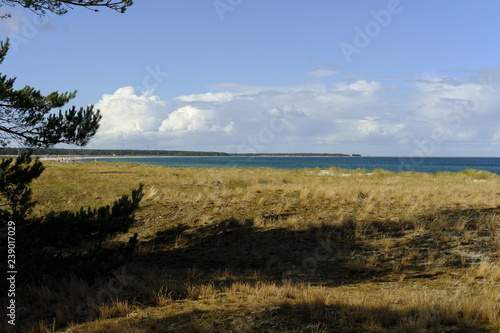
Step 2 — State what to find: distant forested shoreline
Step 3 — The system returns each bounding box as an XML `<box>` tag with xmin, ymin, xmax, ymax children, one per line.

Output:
<box><xmin>0</xmin><ymin>148</ymin><xmax>355</xmax><ymax>157</ymax></box>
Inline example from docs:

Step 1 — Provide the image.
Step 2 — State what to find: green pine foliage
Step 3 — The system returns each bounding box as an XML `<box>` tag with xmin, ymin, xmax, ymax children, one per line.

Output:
<box><xmin>0</xmin><ymin>39</ymin><xmax>102</xmax><ymax>148</ymax></box>
<box><xmin>27</xmin><ymin>184</ymin><xmax>144</xmax><ymax>247</ymax></box>
<box><xmin>0</xmin><ymin>154</ymin><xmax>144</xmax><ymax>283</ymax></box>
<box><xmin>0</xmin><ymin>31</ymin><xmax>142</xmax><ymax>284</ymax></box>
<box><xmin>0</xmin><ymin>0</ymin><xmax>143</xmax><ymax>287</ymax></box>
<box><xmin>9</xmin><ymin>182</ymin><xmax>144</xmax><ymax>283</ymax></box>
<box><xmin>0</xmin><ymin>152</ymin><xmax>44</xmax><ymax>222</ymax></box>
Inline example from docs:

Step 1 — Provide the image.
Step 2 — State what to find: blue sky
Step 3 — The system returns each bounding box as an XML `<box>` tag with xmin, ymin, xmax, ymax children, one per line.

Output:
<box><xmin>2</xmin><ymin>1</ymin><xmax>500</xmax><ymax>156</ymax></box>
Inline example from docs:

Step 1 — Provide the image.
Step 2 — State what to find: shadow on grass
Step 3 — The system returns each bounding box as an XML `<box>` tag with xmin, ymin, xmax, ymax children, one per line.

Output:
<box><xmin>12</xmin><ymin>206</ymin><xmax>500</xmax><ymax>332</ymax></box>
<box><xmin>137</xmin><ymin>217</ymin><xmax>380</xmax><ymax>286</ymax></box>
<box><xmin>135</xmin><ymin>205</ymin><xmax>500</xmax><ymax>285</ymax></box>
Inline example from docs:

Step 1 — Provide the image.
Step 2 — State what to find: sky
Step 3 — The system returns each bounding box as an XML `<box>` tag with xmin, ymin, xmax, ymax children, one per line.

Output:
<box><xmin>1</xmin><ymin>0</ymin><xmax>500</xmax><ymax>156</ymax></box>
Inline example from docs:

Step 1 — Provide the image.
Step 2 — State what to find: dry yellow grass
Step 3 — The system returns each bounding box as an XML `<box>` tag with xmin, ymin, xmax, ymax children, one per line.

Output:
<box><xmin>8</xmin><ymin>160</ymin><xmax>500</xmax><ymax>332</ymax></box>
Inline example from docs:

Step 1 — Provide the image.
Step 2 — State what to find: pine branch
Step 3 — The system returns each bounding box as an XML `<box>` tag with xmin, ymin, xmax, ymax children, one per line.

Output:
<box><xmin>0</xmin><ymin>0</ymin><xmax>133</xmax><ymax>15</ymax></box>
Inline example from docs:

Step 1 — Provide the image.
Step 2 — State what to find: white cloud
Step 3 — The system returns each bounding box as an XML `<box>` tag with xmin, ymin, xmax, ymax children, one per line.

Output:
<box><xmin>356</xmin><ymin>117</ymin><xmax>383</xmax><ymax>136</ymax></box>
<box><xmin>92</xmin><ymin>86</ymin><xmax>168</xmax><ymax>145</ymax></box>
<box><xmin>89</xmin><ymin>71</ymin><xmax>500</xmax><ymax>155</ymax></box>
<box><xmin>411</xmin><ymin>75</ymin><xmax>498</xmax><ymax>120</ymax></box>
<box><xmin>264</xmin><ymin>105</ymin><xmax>306</xmax><ymax>118</ymax></box>
<box><xmin>90</xmin><ymin>81</ymin><xmax>401</xmax><ymax>152</ymax></box>
<box><xmin>316</xmin><ymin>117</ymin><xmax>406</xmax><ymax>144</ymax></box>
<box><xmin>307</xmin><ymin>69</ymin><xmax>338</xmax><ymax>78</ymax></box>
<box><xmin>159</xmin><ymin>105</ymin><xmax>234</xmax><ymax>133</ymax></box>
<box><xmin>399</xmin><ymin>73</ymin><xmax>500</xmax><ymax>151</ymax></box>
<box><xmin>176</xmin><ymin>92</ymin><xmax>234</xmax><ymax>103</ymax></box>
<box><xmin>209</xmin><ymin>82</ymin><xmax>270</xmax><ymax>94</ymax></box>
<box><xmin>335</xmin><ymin>80</ymin><xmax>381</xmax><ymax>95</ymax></box>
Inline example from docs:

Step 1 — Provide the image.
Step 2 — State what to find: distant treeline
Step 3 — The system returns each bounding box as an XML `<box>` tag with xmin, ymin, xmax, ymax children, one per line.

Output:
<box><xmin>233</xmin><ymin>153</ymin><xmax>353</xmax><ymax>157</ymax></box>
<box><xmin>0</xmin><ymin>148</ymin><xmax>229</xmax><ymax>156</ymax></box>
<box><xmin>0</xmin><ymin>148</ymin><xmax>358</xmax><ymax>157</ymax></box>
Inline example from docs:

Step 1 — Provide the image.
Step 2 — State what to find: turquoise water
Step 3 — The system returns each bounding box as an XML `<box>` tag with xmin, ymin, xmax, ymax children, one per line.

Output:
<box><xmin>81</xmin><ymin>156</ymin><xmax>500</xmax><ymax>174</ymax></box>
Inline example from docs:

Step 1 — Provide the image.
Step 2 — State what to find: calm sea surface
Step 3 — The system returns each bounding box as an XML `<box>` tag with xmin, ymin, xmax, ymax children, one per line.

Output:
<box><xmin>81</xmin><ymin>156</ymin><xmax>500</xmax><ymax>174</ymax></box>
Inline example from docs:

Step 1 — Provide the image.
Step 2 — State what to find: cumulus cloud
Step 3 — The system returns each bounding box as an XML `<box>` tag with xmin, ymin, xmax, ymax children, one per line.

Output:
<box><xmin>159</xmin><ymin>105</ymin><xmax>234</xmax><ymax>133</ymax></box>
<box><xmin>89</xmin><ymin>72</ymin><xmax>500</xmax><ymax>155</ymax></box>
<box><xmin>91</xmin><ymin>87</ymin><xmax>234</xmax><ymax>149</ymax></box>
<box><xmin>92</xmin><ymin>86</ymin><xmax>169</xmax><ymax>146</ymax></box>
<box><xmin>354</xmin><ymin>117</ymin><xmax>405</xmax><ymax>138</ymax></box>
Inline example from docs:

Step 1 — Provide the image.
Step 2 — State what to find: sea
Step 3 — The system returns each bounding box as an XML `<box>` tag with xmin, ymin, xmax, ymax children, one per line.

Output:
<box><xmin>81</xmin><ymin>156</ymin><xmax>500</xmax><ymax>174</ymax></box>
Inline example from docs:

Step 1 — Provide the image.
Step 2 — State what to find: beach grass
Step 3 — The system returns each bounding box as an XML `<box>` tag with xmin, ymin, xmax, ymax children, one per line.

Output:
<box><xmin>12</xmin><ymin>160</ymin><xmax>500</xmax><ymax>332</ymax></box>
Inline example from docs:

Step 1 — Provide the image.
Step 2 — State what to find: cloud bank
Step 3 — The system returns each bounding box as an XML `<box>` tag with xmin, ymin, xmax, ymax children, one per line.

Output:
<box><xmin>90</xmin><ymin>70</ymin><xmax>500</xmax><ymax>156</ymax></box>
